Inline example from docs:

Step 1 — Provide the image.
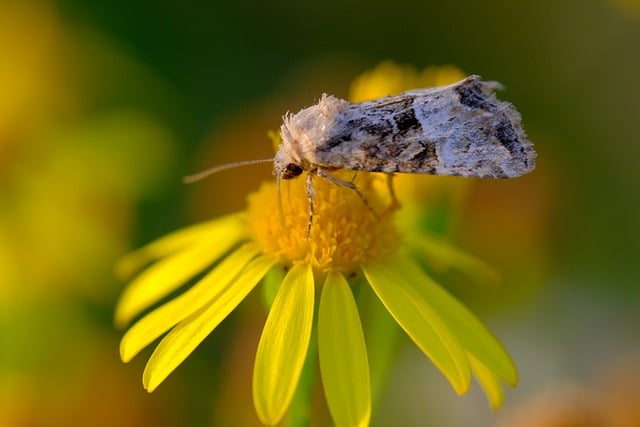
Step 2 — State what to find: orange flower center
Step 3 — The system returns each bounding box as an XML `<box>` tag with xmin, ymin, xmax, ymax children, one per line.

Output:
<box><xmin>246</xmin><ymin>172</ymin><xmax>400</xmax><ymax>273</ymax></box>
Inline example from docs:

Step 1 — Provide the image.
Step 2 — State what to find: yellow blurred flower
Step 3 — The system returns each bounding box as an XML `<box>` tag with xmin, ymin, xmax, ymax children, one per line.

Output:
<box><xmin>0</xmin><ymin>1</ymin><xmax>75</xmax><ymax>138</ymax></box>
<box><xmin>0</xmin><ymin>2</ymin><xmax>175</xmax><ymax>301</ymax></box>
<box><xmin>1</xmin><ymin>3</ymin><xmax>178</xmax><ymax>426</ymax></box>
<box><xmin>117</xmin><ymin>63</ymin><xmax>518</xmax><ymax>426</ymax></box>
<box><xmin>349</xmin><ymin>61</ymin><xmax>466</xmax><ymax>103</ymax></box>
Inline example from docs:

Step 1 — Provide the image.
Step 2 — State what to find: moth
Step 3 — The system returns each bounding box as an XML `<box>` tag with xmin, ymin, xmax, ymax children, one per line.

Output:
<box><xmin>186</xmin><ymin>75</ymin><xmax>536</xmax><ymax>235</ymax></box>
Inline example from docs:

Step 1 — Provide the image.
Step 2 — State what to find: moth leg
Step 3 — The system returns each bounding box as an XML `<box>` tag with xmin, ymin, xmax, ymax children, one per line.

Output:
<box><xmin>385</xmin><ymin>172</ymin><xmax>401</xmax><ymax>211</ymax></box>
<box><xmin>317</xmin><ymin>169</ymin><xmax>379</xmax><ymax>219</ymax></box>
<box><xmin>305</xmin><ymin>169</ymin><xmax>316</xmax><ymax>239</ymax></box>
<box><xmin>276</xmin><ymin>175</ymin><xmax>286</xmax><ymax>229</ymax></box>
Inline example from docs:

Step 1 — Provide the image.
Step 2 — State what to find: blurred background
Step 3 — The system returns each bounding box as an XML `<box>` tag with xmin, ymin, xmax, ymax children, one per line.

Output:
<box><xmin>1</xmin><ymin>0</ymin><xmax>639</xmax><ymax>426</ymax></box>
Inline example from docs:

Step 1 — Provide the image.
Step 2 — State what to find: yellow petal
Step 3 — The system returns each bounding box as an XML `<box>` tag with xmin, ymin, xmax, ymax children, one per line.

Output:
<box><xmin>390</xmin><ymin>257</ymin><xmax>518</xmax><ymax>387</ymax></box>
<box><xmin>115</xmin><ymin>216</ymin><xmax>247</xmax><ymax>327</ymax></box>
<box><xmin>357</xmin><ymin>285</ymin><xmax>402</xmax><ymax>405</ymax></box>
<box><xmin>362</xmin><ymin>259</ymin><xmax>471</xmax><ymax>395</ymax></box>
<box><xmin>115</xmin><ymin>213</ymin><xmax>246</xmax><ymax>279</ymax></box>
<box><xmin>319</xmin><ymin>272</ymin><xmax>371</xmax><ymax>427</ymax></box>
<box><xmin>253</xmin><ymin>264</ymin><xmax>314</xmax><ymax>426</ymax></box>
<box><xmin>468</xmin><ymin>352</ymin><xmax>504</xmax><ymax>410</ymax></box>
<box><xmin>141</xmin><ymin>254</ymin><xmax>276</xmax><ymax>392</ymax></box>
<box><xmin>120</xmin><ymin>244</ymin><xmax>260</xmax><ymax>362</ymax></box>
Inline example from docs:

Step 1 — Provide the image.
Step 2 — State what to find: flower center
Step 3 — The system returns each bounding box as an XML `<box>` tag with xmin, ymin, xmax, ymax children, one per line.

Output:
<box><xmin>246</xmin><ymin>171</ymin><xmax>400</xmax><ymax>273</ymax></box>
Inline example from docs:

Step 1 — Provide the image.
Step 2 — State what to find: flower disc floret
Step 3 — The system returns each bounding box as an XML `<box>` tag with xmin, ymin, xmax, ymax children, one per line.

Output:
<box><xmin>246</xmin><ymin>172</ymin><xmax>400</xmax><ymax>274</ymax></box>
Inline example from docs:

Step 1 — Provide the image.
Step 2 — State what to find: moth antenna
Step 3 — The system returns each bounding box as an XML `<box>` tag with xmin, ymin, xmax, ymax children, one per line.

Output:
<box><xmin>183</xmin><ymin>158</ymin><xmax>273</xmax><ymax>184</ymax></box>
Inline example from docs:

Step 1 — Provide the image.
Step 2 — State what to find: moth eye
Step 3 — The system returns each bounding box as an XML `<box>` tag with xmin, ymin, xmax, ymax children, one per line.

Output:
<box><xmin>282</xmin><ymin>163</ymin><xmax>303</xmax><ymax>179</ymax></box>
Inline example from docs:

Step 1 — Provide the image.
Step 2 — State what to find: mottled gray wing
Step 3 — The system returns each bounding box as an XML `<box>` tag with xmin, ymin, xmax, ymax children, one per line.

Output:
<box><xmin>312</xmin><ymin>76</ymin><xmax>536</xmax><ymax>178</ymax></box>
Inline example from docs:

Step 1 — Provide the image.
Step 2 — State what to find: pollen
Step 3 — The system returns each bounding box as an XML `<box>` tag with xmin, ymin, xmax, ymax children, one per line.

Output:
<box><xmin>246</xmin><ymin>172</ymin><xmax>400</xmax><ymax>274</ymax></box>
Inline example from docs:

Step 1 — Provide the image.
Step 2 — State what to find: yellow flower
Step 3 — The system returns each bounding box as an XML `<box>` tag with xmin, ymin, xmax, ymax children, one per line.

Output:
<box><xmin>116</xmin><ymin>63</ymin><xmax>518</xmax><ymax>426</ymax></box>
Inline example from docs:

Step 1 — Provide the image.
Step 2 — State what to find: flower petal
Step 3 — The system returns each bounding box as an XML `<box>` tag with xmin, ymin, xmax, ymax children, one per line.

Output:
<box><xmin>141</xmin><ymin>254</ymin><xmax>276</xmax><ymax>392</ymax></box>
<box><xmin>115</xmin><ymin>213</ymin><xmax>247</xmax><ymax>279</ymax></box>
<box><xmin>319</xmin><ymin>272</ymin><xmax>371</xmax><ymax>427</ymax></box>
<box><xmin>253</xmin><ymin>264</ymin><xmax>314</xmax><ymax>426</ymax></box>
<box><xmin>362</xmin><ymin>259</ymin><xmax>471</xmax><ymax>395</ymax></box>
<box><xmin>357</xmin><ymin>284</ymin><xmax>403</xmax><ymax>405</ymax></box>
<box><xmin>389</xmin><ymin>257</ymin><xmax>518</xmax><ymax>387</ymax></box>
<box><xmin>410</xmin><ymin>236</ymin><xmax>500</xmax><ymax>286</ymax></box>
<box><xmin>115</xmin><ymin>215</ymin><xmax>247</xmax><ymax>326</ymax></box>
<box><xmin>468</xmin><ymin>352</ymin><xmax>504</xmax><ymax>410</ymax></box>
<box><xmin>120</xmin><ymin>244</ymin><xmax>260</xmax><ymax>362</ymax></box>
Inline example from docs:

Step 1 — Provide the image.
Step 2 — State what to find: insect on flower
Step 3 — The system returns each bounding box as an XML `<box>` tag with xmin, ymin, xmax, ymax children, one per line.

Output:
<box><xmin>118</xmin><ymin>67</ymin><xmax>525</xmax><ymax>425</ymax></box>
<box><xmin>185</xmin><ymin>75</ymin><xmax>536</xmax><ymax>234</ymax></box>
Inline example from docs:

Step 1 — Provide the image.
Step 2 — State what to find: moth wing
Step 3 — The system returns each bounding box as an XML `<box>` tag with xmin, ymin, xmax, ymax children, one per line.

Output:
<box><xmin>311</xmin><ymin>76</ymin><xmax>535</xmax><ymax>178</ymax></box>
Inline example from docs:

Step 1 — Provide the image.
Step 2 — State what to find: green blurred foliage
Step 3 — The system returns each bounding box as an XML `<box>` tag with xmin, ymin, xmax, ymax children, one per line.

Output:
<box><xmin>2</xmin><ymin>0</ymin><xmax>639</xmax><ymax>426</ymax></box>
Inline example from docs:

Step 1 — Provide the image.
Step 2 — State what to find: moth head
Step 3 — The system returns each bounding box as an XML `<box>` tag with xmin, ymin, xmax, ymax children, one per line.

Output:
<box><xmin>273</xmin><ymin>144</ymin><xmax>305</xmax><ymax>180</ymax></box>
<box><xmin>281</xmin><ymin>163</ymin><xmax>303</xmax><ymax>179</ymax></box>
<box><xmin>274</xmin><ymin>117</ymin><xmax>308</xmax><ymax>180</ymax></box>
